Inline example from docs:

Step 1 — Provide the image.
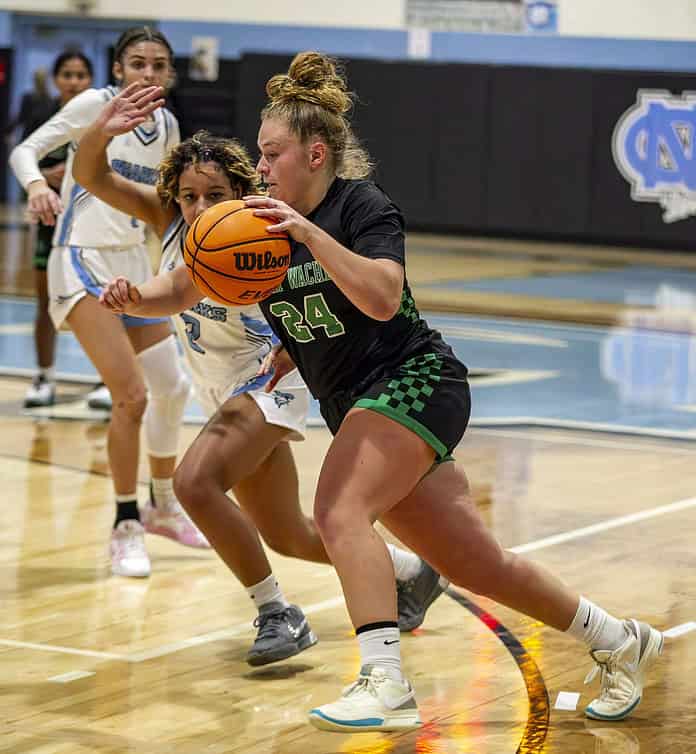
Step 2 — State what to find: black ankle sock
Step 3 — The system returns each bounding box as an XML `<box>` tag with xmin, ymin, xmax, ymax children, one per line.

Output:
<box><xmin>114</xmin><ymin>500</ymin><xmax>140</xmax><ymax>527</ymax></box>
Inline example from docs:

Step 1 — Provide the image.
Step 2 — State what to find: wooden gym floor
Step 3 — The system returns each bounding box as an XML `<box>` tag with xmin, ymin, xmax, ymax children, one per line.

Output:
<box><xmin>1</xmin><ymin>209</ymin><xmax>695</xmax><ymax>753</ymax></box>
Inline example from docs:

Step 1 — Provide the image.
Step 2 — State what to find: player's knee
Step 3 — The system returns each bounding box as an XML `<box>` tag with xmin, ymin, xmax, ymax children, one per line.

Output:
<box><xmin>139</xmin><ymin>335</ymin><xmax>191</xmax><ymax>457</ymax></box>
<box><xmin>313</xmin><ymin>496</ymin><xmax>357</xmax><ymax>548</ymax></box>
<box><xmin>173</xmin><ymin>461</ymin><xmax>208</xmax><ymax>513</ymax></box>
<box><xmin>109</xmin><ymin>382</ymin><xmax>148</xmax><ymax>422</ymax></box>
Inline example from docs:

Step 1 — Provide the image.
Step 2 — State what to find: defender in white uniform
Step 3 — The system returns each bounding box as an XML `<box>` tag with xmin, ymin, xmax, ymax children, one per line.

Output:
<box><xmin>75</xmin><ymin>87</ymin><xmax>440</xmax><ymax>666</ymax></box>
<box><xmin>9</xmin><ymin>27</ymin><xmax>209</xmax><ymax>580</ymax></box>
<box><xmin>11</xmin><ymin>83</ymin><xmax>179</xmax><ymax>328</ymax></box>
<box><xmin>159</xmin><ymin>216</ymin><xmax>308</xmax><ymax>431</ymax></box>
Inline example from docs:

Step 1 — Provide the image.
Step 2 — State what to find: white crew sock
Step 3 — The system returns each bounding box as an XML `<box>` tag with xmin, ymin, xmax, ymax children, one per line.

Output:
<box><xmin>357</xmin><ymin>624</ymin><xmax>402</xmax><ymax>681</ymax></box>
<box><xmin>566</xmin><ymin>596</ymin><xmax>629</xmax><ymax>651</ymax></box>
<box><xmin>246</xmin><ymin>573</ymin><xmax>289</xmax><ymax>613</ymax></box>
<box><xmin>387</xmin><ymin>543</ymin><xmax>422</xmax><ymax>581</ymax></box>
<box><xmin>151</xmin><ymin>476</ymin><xmax>176</xmax><ymax>506</ymax></box>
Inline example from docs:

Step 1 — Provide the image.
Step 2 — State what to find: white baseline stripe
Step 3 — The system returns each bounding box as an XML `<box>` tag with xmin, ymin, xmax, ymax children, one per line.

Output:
<box><xmin>0</xmin><ymin>365</ymin><xmax>98</xmax><ymax>384</ymax></box>
<box><xmin>511</xmin><ymin>496</ymin><xmax>696</xmax><ymax>554</ymax></box>
<box><xmin>0</xmin><ymin>639</ymin><xmax>126</xmax><ymax>660</ymax></box>
<box><xmin>662</xmin><ymin>622</ymin><xmax>696</xmax><ymax>639</ymax></box>
<box><xmin>473</xmin><ymin>428</ymin><xmax>695</xmax><ymax>455</ymax></box>
<box><xmin>127</xmin><ymin>597</ymin><xmax>345</xmax><ymax>663</ymax></box>
<box><xmin>49</xmin><ymin>670</ymin><xmax>95</xmax><ymax>683</ymax></box>
<box><xmin>469</xmin><ymin>416</ymin><xmax>696</xmax><ymax>441</ymax></box>
<box><xmin>5</xmin><ymin>500</ymin><xmax>694</xmax><ymax>664</ymax></box>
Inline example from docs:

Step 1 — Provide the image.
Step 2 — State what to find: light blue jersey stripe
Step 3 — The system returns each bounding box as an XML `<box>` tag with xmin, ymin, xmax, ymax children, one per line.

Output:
<box><xmin>70</xmin><ymin>246</ymin><xmax>168</xmax><ymax>328</ymax></box>
<box><xmin>231</xmin><ymin>372</ymin><xmax>273</xmax><ymax>397</ymax></box>
<box><xmin>240</xmin><ymin>311</ymin><xmax>273</xmax><ymax>337</ymax></box>
<box><xmin>58</xmin><ymin>184</ymin><xmax>84</xmax><ymax>246</ymax></box>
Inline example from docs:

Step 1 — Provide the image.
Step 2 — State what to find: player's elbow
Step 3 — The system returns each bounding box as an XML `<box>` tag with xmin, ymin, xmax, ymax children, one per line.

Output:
<box><xmin>368</xmin><ymin>290</ymin><xmax>402</xmax><ymax>321</ymax></box>
<box><xmin>368</xmin><ymin>261</ymin><xmax>404</xmax><ymax>320</ymax></box>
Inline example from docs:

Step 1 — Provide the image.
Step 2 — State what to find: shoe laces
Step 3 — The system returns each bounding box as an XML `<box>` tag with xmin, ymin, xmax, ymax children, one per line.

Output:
<box><xmin>342</xmin><ymin>668</ymin><xmax>387</xmax><ymax>698</ymax></box>
<box><xmin>115</xmin><ymin>523</ymin><xmax>145</xmax><ymax>557</ymax></box>
<box><xmin>253</xmin><ymin>607</ymin><xmax>291</xmax><ymax>639</ymax></box>
<box><xmin>585</xmin><ymin>652</ymin><xmax>626</xmax><ymax>702</ymax></box>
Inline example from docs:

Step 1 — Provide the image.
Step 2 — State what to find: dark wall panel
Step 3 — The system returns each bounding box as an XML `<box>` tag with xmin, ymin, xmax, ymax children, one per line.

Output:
<box><xmin>234</xmin><ymin>54</ymin><xmax>293</xmax><ymax>159</ymax></box>
<box><xmin>348</xmin><ymin>60</ymin><xmax>435</xmax><ymax>224</ymax></box>
<box><xmin>486</xmin><ymin>67</ymin><xmax>545</xmax><ymax>232</ymax></box>
<box><xmin>486</xmin><ymin>67</ymin><xmax>594</xmax><ymax>235</ymax></box>
<box><xmin>183</xmin><ymin>51</ymin><xmax>696</xmax><ymax>249</ymax></box>
<box><xmin>535</xmin><ymin>68</ymin><xmax>594</xmax><ymax>235</ymax></box>
<box><xmin>0</xmin><ymin>49</ymin><xmax>12</xmax><ymax>202</ymax></box>
<box><xmin>428</xmin><ymin>64</ymin><xmax>489</xmax><ymax>230</ymax></box>
<box><xmin>170</xmin><ymin>58</ymin><xmax>239</xmax><ymax>139</ymax></box>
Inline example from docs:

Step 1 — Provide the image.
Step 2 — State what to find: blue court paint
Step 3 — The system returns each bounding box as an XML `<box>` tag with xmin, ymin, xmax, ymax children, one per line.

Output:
<box><xmin>3</xmin><ymin>296</ymin><xmax>696</xmax><ymax>439</ymax></box>
<box><xmin>428</xmin><ymin>266</ymin><xmax>696</xmax><ymax>305</ymax></box>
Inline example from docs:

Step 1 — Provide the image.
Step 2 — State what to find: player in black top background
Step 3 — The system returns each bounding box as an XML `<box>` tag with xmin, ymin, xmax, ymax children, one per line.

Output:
<box><xmin>246</xmin><ymin>52</ymin><xmax>663</xmax><ymax>732</ymax></box>
<box><xmin>13</xmin><ymin>52</ymin><xmax>94</xmax><ymax>409</ymax></box>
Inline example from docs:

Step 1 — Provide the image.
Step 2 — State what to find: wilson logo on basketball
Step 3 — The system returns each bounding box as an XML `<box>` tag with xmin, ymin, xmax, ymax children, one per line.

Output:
<box><xmin>233</xmin><ymin>250</ymin><xmax>290</xmax><ymax>272</ymax></box>
<box><xmin>183</xmin><ymin>199</ymin><xmax>292</xmax><ymax>306</ymax></box>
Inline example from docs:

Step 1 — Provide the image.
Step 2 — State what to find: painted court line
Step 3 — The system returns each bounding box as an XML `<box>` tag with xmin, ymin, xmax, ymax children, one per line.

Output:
<box><xmin>475</xmin><ymin>427</ymin><xmax>696</xmax><ymax>455</ymax></box>
<box><xmin>510</xmin><ymin>496</ymin><xmax>696</xmax><ymax>554</ymax></box>
<box><xmin>127</xmin><ymin>597</ymin><xmax>345</xmax><ymax>663</ymax></box>
<box><xmin>48</xmin><ymin>670</ymin><xmax>95</xmax><ymax>683</ymax></box>
<box><xmin>470</xmin><ymin>416</ymin><xmax>696</xmax><ymax>441</ymax></box>
<box><xmin>0</xmin><ymin>639</ymin><xmax>126</xmax><ymax>661</ymax></box>
<box><xmin>662</xmin><ymin>622</ymin><xmax>696</xmax><ymax>639</ymax></box>
<box><xmin>133</xmin><ymin>497</ymin><xmax>696</xmax><ymax>663</ymax></box>
<box><xmin>5</xmin><ymin>499</ymin><xmax>694</xmax><ymax>668</ymax></box>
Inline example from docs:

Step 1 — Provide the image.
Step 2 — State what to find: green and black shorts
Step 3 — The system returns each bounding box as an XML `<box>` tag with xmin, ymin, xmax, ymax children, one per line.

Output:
<box><xmin>320</xmin><ymin>350</ymin><xmax>471</xmax><ymax>462</ymax></box>
<box><xmin>33</xmin><ymin>222</ymin><xmax>54</xmax><ymax>271</ymax></box>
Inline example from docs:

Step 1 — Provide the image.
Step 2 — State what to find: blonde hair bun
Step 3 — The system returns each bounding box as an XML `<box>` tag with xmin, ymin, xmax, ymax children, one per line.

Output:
<box><xmin>266</xmin><ymin>51</ymin><xmax>351</xmax><ymax>116</ymax></box>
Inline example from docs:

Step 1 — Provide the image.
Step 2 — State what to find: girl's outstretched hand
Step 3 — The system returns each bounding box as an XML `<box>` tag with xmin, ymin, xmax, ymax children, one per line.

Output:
<box><xmin>96</xmin><ymin>83</ymin><xmax>165</xmax><ymax>137</ymax></box>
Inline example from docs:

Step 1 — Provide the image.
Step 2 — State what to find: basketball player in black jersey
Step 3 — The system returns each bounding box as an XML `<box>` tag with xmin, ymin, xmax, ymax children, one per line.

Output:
<box><xmin>245</xmin><ymin>51</ymin><xmax>664</xmax><ymax>732</ymax></box>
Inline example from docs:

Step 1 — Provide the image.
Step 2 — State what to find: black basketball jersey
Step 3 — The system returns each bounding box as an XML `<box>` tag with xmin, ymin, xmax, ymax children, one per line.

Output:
<box><xmin>259</xmin><ymin>177</ymin><xmax>457</xmax><ymax>399</ymax></box>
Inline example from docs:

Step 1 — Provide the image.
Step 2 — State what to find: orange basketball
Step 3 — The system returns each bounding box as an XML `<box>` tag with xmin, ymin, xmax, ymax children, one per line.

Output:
<box><xmin>183</xmin><ymin>200</ymin><xmax>291</xmax><ymax>306</ymax></box>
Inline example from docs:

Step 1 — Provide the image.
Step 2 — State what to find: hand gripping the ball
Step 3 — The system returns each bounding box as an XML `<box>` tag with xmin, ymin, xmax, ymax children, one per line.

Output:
<box><xmin>243</xmin><ymin>195</ymin><xmax>316</xmax><ymax>245</ymax></box>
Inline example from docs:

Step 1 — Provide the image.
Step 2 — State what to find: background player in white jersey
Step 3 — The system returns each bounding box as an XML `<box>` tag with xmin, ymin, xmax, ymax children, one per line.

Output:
<box><xmin>72</xmin><ymin>85</ymin><xmax>448</xmax><ymax>665</ymax></box>
<box><xmin>9</xmin><ymin>27</ymin><xmax>209</xmax><ymax>579</ymax></box>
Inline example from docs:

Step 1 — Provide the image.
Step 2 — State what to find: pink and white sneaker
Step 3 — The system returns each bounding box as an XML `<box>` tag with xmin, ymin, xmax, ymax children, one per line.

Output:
<box><xmin>141</xmin><ymin>486</ymin><xmax>211</xmax><ymax>549</ymax></box>
<box><xmin>110</xmin><ymin>520</ymin><xmax>151</xmax><ymax>578</ymax></box>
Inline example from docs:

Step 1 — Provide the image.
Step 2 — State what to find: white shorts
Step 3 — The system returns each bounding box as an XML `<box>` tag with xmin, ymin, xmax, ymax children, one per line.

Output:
<box><xmin>195</xmin><ymin>368</ymin><xmax>309</xmax><ymax>442</ymax></box>
<box><xmin>47</xmin><ymin>244</ymin><xmax>167</xmax><ymax>330</ymax></box>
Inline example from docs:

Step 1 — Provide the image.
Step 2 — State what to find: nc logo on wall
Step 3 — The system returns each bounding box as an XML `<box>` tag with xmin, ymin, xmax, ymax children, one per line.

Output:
<box><xmin>612</xmin><ymin>90</ymin><xmax>696</xmax><ymax>223</ymax></box>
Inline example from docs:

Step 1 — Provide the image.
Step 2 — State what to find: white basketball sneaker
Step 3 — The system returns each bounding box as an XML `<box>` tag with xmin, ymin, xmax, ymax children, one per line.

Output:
<box><xmin>24</xmin><ymin>376</ymin><xmax>56</xmax><ymax>408</ymax></box>
<box><xmin>110</xmin><ymin>520</ymin><xmax>151</xmax><ymax>578</ymax></box>
<box><xmin>86</xmin><ymin>383</ymin><xmax>112</xmax><ymax>411</ymax></box>
<box><xmin>584</xmin><ymin>618</ymin><xmax>663</xmax><ymax>721</ymax></box>
<box><xmin>309</xmin><ymin>665</ymin><xmax>421</xmax><ymax>733</ymax></box>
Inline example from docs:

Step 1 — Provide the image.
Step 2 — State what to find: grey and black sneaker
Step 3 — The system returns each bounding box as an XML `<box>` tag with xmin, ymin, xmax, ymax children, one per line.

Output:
<box><xmin>397</xmin><ymin>559</ymin><xmax>448</xmax><ymax>632</ymax></box>
<box><xmin>246</xmin><ymin>602</ymin><xmax>318</xmax><ymax>666</ymax></box>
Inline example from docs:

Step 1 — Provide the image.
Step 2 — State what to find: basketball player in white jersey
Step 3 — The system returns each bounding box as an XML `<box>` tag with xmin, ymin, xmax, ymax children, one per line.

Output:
<box><xmin>9</xmin><ymin>28</ymin><xmax>209</xmax><ymax>579</ymax></box>
<box><xmin>71</xmin><ymin>84</ymin><xmax>447</xmax><ymax>665</ymax></box>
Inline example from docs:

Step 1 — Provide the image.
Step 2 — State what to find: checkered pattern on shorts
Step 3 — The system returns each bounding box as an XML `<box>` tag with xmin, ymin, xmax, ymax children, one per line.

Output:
<box><xmin>398</xmin><ymin>290</ymin><xmax>420</xmax><ymax>323</ymax></box>
<box><xmin>369</xmin><ymin>353</ymin><xmax>443</xmax><ymax>417</ymax></box>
